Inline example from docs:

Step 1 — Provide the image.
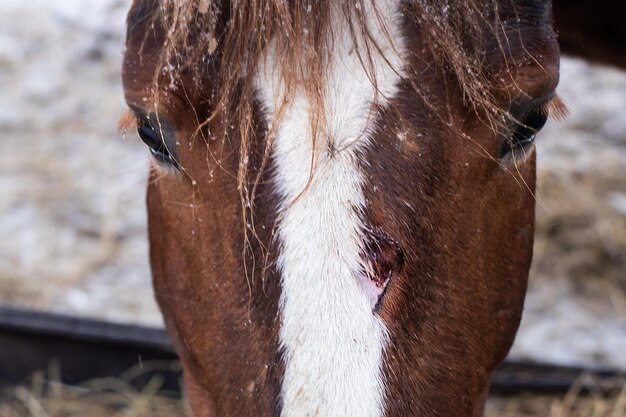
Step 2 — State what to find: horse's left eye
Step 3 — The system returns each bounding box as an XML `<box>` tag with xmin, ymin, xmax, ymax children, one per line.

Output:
<box><xmin>137</xmin><ymin>118</ymin><xmax>180</xmax><ymax>168</ymax></box>
<box><xmin>499</xmin><ymin>106</ymin><xmax>548</xmax><ymax>161</ymax></box>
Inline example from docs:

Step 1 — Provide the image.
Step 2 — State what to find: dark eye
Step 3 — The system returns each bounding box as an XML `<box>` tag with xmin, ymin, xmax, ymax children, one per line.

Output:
<box><xmin>499</xmin><ymin>107</ymin><xmax>548</xmax><ymax>160</ymax></box>
<box><xmin>136</xmin><ymin>116</ymin><xmax>180</xmax><ymax>169</ymax></box>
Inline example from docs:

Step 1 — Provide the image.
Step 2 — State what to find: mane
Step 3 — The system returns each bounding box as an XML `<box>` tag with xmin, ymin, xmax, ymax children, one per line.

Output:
<box><xmin>143</xmin><ymin>0</ymin><xmax>516</xmax><ymax>262</ymax></box>
<box><xmin>151</xmin><ymin>0</ymin><xmax>504</xmax><ymax>121</ymax></box>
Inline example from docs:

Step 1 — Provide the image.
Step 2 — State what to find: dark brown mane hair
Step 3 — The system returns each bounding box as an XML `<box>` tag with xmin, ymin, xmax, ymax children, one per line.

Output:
<box><xmin>146</xmin><ymin>1</ymin><xmax>508</xmax><ymax>161</ymax></box>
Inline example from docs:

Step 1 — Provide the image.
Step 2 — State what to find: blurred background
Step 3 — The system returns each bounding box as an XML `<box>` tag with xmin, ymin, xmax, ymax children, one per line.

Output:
<box><xmin>0</xmin><ymin>0</ymin><xmax>624</xmax><ymax>415</ymax></box>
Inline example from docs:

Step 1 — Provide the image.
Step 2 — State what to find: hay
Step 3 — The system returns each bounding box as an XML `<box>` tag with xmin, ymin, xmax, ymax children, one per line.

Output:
<box><xmin>0</xmin><ymin>364</ymin><xmax>187</xmax><ymax>417</ymax></box>
<box><xmin>2</xmin><ymin>370</ymin><xmax>624</xmax><ymax>417</ymax></box>
<box><xmin>487</xmin><ymin>375</ymin><xmax>626</xmax><ymax>417</ymax></box>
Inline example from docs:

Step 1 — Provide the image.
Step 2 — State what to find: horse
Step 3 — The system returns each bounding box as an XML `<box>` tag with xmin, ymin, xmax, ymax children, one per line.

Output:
<box><xmin>121</xmin><ymin>1</ymin><xmax>623</xmax><ymax>416</ymax></box>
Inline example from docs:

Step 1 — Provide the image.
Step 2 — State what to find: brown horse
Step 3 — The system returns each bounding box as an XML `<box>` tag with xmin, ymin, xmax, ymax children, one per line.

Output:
<box><xmin>121</xmin><ymin>1</ymin><xmax>623</xmax><ymax>416</ymax></box>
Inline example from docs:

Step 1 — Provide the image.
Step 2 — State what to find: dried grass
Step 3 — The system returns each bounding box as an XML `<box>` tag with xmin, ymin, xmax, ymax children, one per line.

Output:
<box><xmin>2</xmin><ymin>367</ymin><xmax>624</xmax><ymax>417</ymax></box>
<box><xmin>487</xmin><ymin>375</ymin><xmax>626</xmax><ymax>417</ymax></box>
<box><xmin>533</xmin><ymin>168</ymin><xmax>626</xmax><ymax>297</ymax></box>
<box><xmin>0</xmin><ymin>364</ymin><xmax>187</xmax><ymax>417</ymax></box>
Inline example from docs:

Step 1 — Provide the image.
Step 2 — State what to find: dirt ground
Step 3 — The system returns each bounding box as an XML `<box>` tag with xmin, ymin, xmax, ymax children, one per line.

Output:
<box><xmin>0</xmin><ymin>0</ymin><xmax>624</xmax><ymax>380</ymax></box>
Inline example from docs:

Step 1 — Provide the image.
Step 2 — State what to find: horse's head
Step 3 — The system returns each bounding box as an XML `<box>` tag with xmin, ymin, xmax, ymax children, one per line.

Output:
<box><xmin>122</xmin><ymin>1</ymin><xmax>561</xmax><ymax>415</ymax></box>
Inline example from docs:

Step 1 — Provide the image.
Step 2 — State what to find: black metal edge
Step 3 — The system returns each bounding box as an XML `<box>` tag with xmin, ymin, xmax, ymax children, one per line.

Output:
<box><xmin>492</xmin><ymin>360</ymin><xmax>626</xmax><ymax>395</ymax></box>
<box><xmin>0</xmin><ymin>306</ymin><xmax>173</xmax><ymax>352</ymax></box>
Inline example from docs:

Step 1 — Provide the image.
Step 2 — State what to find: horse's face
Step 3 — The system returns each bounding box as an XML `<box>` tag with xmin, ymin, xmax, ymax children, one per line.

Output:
<box><xmin>123</xmin><ymin>1</ymin><xmax>559</xmax><ymax>416</ymax></box>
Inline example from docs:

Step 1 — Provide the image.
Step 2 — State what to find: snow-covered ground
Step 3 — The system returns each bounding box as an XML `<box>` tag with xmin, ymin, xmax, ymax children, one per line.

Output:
<box><xmin>0</xmin><ymin>0</ymin><xmax>157</xmax><ymax>324</ymax></box>
<box><xmin>0</xmin><ymin>1</ymin><xmax>624</xmax><ymax>369</ymax></box>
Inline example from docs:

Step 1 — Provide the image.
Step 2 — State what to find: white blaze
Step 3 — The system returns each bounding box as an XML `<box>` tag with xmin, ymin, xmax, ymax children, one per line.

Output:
<box><xmin>255</xmin><ymin>1</ymin><xmax>405</xmax><ymax>416</ymax></box>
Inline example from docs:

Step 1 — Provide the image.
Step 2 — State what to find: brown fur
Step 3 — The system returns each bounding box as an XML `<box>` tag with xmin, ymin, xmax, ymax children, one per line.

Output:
<box><xmin>118</xmin><ymin>1</ymin><xmax>597</xmax><ymax>416</ymax></box>
<box><xmin>554</xmin><ymin>0</ymin><xmax>626</xmax><ymax>69</ymax></box>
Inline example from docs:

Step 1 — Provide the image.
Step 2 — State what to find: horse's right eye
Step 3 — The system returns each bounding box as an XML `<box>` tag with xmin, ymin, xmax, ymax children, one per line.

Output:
<box><xmin>138</xmin><ymin>121</ymin><xmax>164</xmax><ymax>151</ymax></box>
<box><xmin>137</xmin><ymin>117</ymin><xmax>180</xmax><ymax>169</ymax></box>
